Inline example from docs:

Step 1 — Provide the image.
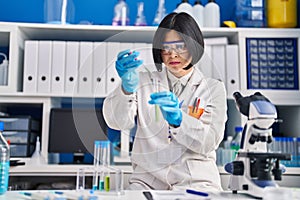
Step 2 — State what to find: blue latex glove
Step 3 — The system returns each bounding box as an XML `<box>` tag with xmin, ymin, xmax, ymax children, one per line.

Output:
<box><xmin>116</xmin><ymin>49</ymin><xmax>143</xmax><ymax>93</ymax></box>
<box><xmin>148</xmin><ymin>91</ymin><xmax>182</xmax><ymax>127</ymax></box>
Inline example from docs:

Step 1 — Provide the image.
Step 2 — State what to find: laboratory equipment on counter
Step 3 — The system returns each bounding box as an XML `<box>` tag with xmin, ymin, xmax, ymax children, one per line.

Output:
<box><xmin>225</xmin><ymin>92</ymin><xmax>291</xmax><ymax>198</ymax></box>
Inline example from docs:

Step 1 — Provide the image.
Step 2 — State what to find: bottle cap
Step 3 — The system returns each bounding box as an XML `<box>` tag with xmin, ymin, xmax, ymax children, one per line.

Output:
<box><xmin>94</xmin><ymin>140</ymin><xmax>102</xmax><ymax>147</ymax></box>
<box><xmin>0</xmin><ymin>122</ymin><xmax>3</xmax><ymax>131</ymax></box>
<box><xmin>235</xmin><ymin>126</ymin><xmax>243</xmax><ymax>132</ymax></box>
<box><xmin>194</xmin><ymin>0</ymin><xmax>203</xmax><ymax>5</ymax></box>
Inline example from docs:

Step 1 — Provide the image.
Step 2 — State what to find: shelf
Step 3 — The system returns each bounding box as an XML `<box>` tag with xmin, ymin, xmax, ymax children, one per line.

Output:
<box><xmin>1</xmin><ymin>22</ymin><xmax>242</xmax><ymax>43</ymax></box>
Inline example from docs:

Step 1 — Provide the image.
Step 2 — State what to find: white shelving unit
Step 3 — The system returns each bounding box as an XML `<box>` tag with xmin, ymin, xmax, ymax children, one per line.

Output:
<box><xmin>0</xmin><ymin>22</ymin><xmax>299</xmax><ymax>188</ymax></box>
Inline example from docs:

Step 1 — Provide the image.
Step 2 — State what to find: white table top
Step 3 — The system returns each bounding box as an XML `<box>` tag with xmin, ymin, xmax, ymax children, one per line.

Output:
<box><xmin>1</xmin><ymin>189</ymin><xmax>299</xmax><ymax>200</ymax></box>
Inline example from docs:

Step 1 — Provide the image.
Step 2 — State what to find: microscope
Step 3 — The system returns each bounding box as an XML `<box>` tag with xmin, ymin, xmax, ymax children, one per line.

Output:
<box><xmin>225</xmin><ymin>92</ymin><xmax>291</xmax><ymax>198</ymax></box>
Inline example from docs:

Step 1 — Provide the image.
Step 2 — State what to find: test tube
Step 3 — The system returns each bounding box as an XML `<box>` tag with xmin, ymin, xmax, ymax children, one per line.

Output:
<box><xmin>92</xmin><ymin>168</ymin><xmax>99</xmax><ymax>191</ymax></box>
<box><xmin>115</xmin><ymin>169</ymin><xmax>124</xmax><ymax>195</ymax></box>
<box><xmin>92</xmin><ymin>141</ymin><xmax>101</xmax><ymax>190</ymax></box>
<box><xmin>153</xmin><ymin>78</ymin><xmax>160</xmax><ymax>122</ymax></box>
<box><xmin>99</xmin><ymin>171</ymin><xmax>105</xmax><ymax>191</ymax></box>
<box><xmin>93</xmin><ymin>141</ymin><xmax>101</xmax><ymax>166</ymax></box>
<box><xmin>76</xmin><ymin>168</ymin><xmax>85</xmax><ymax>191</ymax></box>
<box><xmin>104</xmin><ymin>171</ymin><xmax>110</xmax><ymax>192</ymax></box>
<box><xmin>100</xmin><ymin>141</ymin><xmax>110</xmax><ymax>167</ymax></box>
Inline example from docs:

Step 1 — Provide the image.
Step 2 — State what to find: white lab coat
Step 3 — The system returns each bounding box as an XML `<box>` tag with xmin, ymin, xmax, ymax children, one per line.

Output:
<box><xmin>103</xmin><ymin>67</ymin><xmax>227</xmax><ymax>191</ymax></box>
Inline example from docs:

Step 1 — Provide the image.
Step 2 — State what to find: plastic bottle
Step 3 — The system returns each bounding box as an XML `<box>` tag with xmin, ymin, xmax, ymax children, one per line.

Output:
<box><xmin>175</xmin><ymin>0</ymin><xmax>193</xmax><ymax>16</ymax></box>
<box><xmin>44</xmin><ymin>0</ymin><xmax>75</xmax><ymax>24</ymax></box>
<box><xmin>297</xmin><ymin>137</ymin><xmax>300</xmax><ymax>167</ymax></box>
<box><xmin>0</xmin><ymin>53</ymin><xmax>8</xmax><ymax>86</ymax></box>
<box><xmin>112</xmin><ymin>0</ymin><xmax>129</xmax><ymax>26</ymax></box>
<box><xmin>224</xmin><ymin>136</ymin><xmax>233</xmax><ymax>149</ymax></box>
<box><xmin>192</xmin><ymin>0</ymin><xmax>204</xmax><ymax>28</ymax></box>
<box><xmin>28</xmin><ymin>136</ymin><xmax>45</xmax><ymax>165</ymax></box>
<box><xmin>204</xmin><ymin>0</ymin><xmax>220</xmax><ymax>27</ymax></box>
<box><xmin>266</xmin><ymin>0</ymin><xmax>297</xmax><ymax>28</ymax></box>
<box><xmin>135</xmin><ymin>2</ymin><xmax>147</xmax><ymax>26</ymax></box>
<box><xmin>231</xmin><ymin>126</ymin><xmax>243</xmax><ymax>151</ymax></box>
<box><xmin>0</xmin><ymin>122</ymin><xmax>9</xmax><ymax>194</ymax></box>
<box><xmin>153</xmin><ymin>0</ymin><xmax>166</xmax><ymax>26</ymax></box>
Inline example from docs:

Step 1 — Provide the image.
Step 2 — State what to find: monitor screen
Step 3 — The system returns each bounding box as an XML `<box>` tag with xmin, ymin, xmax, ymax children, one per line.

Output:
<box><xmin>48</xmin><ymin>108</ymin><xmax>108</xmax><ymax>155</ymax></box>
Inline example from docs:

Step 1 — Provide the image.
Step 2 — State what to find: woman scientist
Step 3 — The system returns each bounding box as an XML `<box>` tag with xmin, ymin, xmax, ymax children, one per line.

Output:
<box><xmin>103</xmin><ymin>12</ymin><xmax>227</xmax><ymax>192</ymax></box>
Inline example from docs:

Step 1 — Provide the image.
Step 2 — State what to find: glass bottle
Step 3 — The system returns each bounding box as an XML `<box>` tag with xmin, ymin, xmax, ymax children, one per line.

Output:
<box><xmin>112</xmin><ymin>0</ymin><xmax>130</xmax><ymax>26</ymax></box>
<box><xmin>135</xmin><ymin>2</ymin><xmax>147</xmax><ymax>26</ymax></box>
<box><xmin>153</xmin><ymin>0</ymin><xmax>166</xmax><ymax>26</ymax></box>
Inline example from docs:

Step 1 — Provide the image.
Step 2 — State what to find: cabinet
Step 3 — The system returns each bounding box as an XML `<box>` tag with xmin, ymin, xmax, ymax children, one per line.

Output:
<box><xmin>0</xmin><ymin>22</ymin><xmax>299</xmax><ymax>189</ymax></box>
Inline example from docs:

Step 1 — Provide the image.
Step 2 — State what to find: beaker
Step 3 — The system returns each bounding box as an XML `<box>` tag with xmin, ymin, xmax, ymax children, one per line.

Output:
<box><xmin>44</xmin><ymin>0</ymin><xmax>75</xmax><ymax>24</ymax></box>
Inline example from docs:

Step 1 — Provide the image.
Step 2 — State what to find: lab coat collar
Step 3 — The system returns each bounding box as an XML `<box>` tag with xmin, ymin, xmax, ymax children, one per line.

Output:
<box><xmin>151</xmin><ymin>66</ymin><xmax>205</xmax><ymax>95</ymax></box>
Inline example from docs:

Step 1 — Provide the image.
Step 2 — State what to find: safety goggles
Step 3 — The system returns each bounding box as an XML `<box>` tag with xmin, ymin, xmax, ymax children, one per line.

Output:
<box><xmin>161</xmin><ymin>40</ymin><xmax>188</xmax><ymax>55</ymax></box>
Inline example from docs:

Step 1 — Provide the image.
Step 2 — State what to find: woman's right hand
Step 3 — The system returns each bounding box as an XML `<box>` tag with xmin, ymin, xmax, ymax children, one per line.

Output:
<box><xmin>115</xmin><ymin>49</ymin><xmax>143</xmax><ymax>93</ymax></box>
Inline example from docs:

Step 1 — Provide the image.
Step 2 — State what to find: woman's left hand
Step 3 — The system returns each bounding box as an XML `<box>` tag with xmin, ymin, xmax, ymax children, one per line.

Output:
<box><xmin>148</xmin><ymin>91</ymin><xmax>182</xmax><ymax>127</ymax></box>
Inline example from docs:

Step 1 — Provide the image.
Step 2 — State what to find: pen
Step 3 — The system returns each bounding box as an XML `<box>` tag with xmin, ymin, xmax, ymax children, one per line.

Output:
<box><xmin>179</xmin><ymin>100</ymin><xmax>184</xmax><ymax>108</ymax></box>
<box><xmin>195</xmin><ymin>98</ymin><xmax>200</xmax><ymax>112</ymax></box>
<box><xmin>55</xmin><ymin>191</ymin><xmax>84</xmax><ymax>200</ymax></box>
<box><xmin>186</xmin><ymin>189</ymin><xmax>209</xmax><ymax>197</ymax></box>
<box><xmin>23</xmin><ymin>192</ymin><xmax>66</xmax><ymax>200</ymax></box>
<box><xmin>192</xmin><ymin>97</ymin><xmax>198</xmax><ymax>113</ymax></box>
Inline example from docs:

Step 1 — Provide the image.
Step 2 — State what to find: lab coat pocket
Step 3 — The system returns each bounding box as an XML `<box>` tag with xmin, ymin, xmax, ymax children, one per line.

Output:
<box><xmin>187</xmin><ymin>159</ymin><xmax>220</xmax><ymax>183</ymax></box>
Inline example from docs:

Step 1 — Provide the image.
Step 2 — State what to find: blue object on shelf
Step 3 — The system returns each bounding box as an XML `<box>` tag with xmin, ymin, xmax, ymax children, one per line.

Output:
<box><xmin>246</xmin><ymin>37</ymin><xmax>299</xmax><ymax>90</ymax></box>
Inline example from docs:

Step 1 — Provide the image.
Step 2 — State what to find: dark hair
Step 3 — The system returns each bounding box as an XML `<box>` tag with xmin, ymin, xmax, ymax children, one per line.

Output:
<box><xmin>152</xmin><ymin>12</ymin><xmax>205</xmax><ymax>72</ymax></box>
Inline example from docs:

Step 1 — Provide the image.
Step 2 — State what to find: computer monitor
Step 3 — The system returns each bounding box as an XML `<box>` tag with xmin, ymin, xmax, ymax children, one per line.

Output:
<box><xmin>48</xmin><ymin>108</ymin><xmax>108</xmax><ymax>163</ymax></box>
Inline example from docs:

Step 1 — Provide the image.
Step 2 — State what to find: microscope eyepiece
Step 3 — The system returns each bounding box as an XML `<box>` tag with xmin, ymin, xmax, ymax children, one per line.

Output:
<box><xmin>233</xmin><ymin>92</ymin><xmax>243</xmax><ymax>101</ymax></box>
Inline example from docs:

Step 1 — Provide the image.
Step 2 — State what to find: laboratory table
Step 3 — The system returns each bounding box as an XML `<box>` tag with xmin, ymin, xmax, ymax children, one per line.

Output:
<box><xmin>0</xmin><ymin>189</ymin><xmax>299</xmax><ymax>200</ymax></box>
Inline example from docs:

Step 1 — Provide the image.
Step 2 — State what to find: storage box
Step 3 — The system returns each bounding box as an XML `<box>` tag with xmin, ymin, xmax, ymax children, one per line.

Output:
<box><xmin>2</xmin><ymin>131</ymin><xmax>37</xmax><ymax>144</ymax></box>
<box><xmin>235</xmin><ymin>0</ymin><xmax>265</xmax><ymax>27</ymax></box>
<box><xmin>0</xmin><ymin>116</ymin><xmax>40</xmax><ymax>131</ymax></box>
<box><xmin>0</xmin><ymin>116</ymin><xmax>40</xmax><ymax>157</ymax></box>
<box><xmin>10</xmin><ymin>144</ymin><xmax>35</xmax><ymax>157</ymax></box>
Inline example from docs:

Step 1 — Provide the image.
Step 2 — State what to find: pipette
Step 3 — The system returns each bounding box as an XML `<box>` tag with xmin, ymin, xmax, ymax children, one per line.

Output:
<box><xmin>153</xmin><ymin>78</ymin><xmax>160</xmax><ymax>122</ymax></box>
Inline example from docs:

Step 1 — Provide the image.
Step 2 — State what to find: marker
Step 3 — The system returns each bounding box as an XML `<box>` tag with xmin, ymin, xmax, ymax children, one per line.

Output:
<box><xmin>186</xmin><ymin>189</ymin><xmax>209</xmax><ymax>197</ymax></box>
